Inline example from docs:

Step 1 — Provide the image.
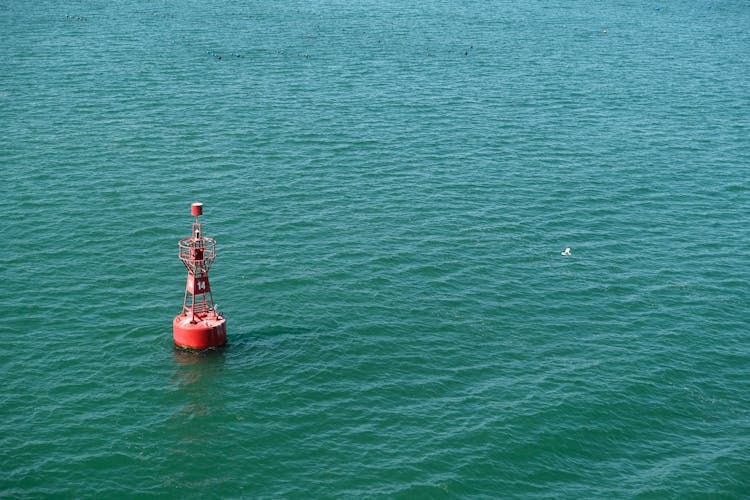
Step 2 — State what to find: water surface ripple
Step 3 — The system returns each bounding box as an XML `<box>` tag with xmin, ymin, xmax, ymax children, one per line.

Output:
<box><xmin>2</xmin><ymin>0</ymin><xmax>749</xmax><ymax>497</ymax></box>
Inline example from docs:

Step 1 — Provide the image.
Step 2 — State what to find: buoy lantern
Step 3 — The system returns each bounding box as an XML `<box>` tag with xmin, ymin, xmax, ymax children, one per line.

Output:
<box><xmin>173</xmin><ymin>202</ymin><xmax>227</xmax><ymax>349</ymax></box>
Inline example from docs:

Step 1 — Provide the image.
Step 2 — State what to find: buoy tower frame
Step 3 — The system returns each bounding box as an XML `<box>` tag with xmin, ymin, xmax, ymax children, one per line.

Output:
<box><xmin>173</xmin><ymin>202</ymin><xmax>227</xmax><ymax>349</ymax></box>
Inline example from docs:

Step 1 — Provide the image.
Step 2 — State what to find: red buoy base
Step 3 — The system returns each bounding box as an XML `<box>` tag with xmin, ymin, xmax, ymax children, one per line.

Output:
<box><xmin>173</xmin><ymin>313</ymin><xmax>227</xmax><ymax>349</ymax></box>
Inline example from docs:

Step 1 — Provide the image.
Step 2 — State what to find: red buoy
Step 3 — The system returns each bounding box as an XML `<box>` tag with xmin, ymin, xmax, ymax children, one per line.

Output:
<box><xmin>173</xmin><ymin>202</ymin><xmax>227</xmax><ymax>349</ymax></box>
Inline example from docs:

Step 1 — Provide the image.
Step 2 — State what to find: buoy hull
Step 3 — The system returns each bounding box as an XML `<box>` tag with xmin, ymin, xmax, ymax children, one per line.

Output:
<box><xmin>173</xmin><ymin>314</ymin><xmax>227</xmax><ymax>349</ymax></box>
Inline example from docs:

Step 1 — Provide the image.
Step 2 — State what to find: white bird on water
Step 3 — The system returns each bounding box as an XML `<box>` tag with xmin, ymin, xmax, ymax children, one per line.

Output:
<box><xmin>561</xmin><ymin>247</ymin><xmax>571</xmax><ymax>256</ymax></box>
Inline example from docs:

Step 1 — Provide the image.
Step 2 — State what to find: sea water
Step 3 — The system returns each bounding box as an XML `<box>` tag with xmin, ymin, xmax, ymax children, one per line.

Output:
<box><xmin>2</xmin><ymin>0</ymin><xmax>749</xmax><ymax>497</ymax></box>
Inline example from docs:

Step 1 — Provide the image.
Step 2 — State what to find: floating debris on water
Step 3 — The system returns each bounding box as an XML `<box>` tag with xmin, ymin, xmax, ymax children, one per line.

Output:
<box><xmin>207</xmin><ymin>50</ymin><xmax>243</xmax><ymax>61</ymax></box>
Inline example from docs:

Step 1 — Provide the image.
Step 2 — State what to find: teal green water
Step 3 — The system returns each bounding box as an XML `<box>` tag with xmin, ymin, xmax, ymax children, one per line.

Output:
<box><xmin>3</xmin><ymin>0</ymin><xmax>750</xmax><ymax>497</ymax></box>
